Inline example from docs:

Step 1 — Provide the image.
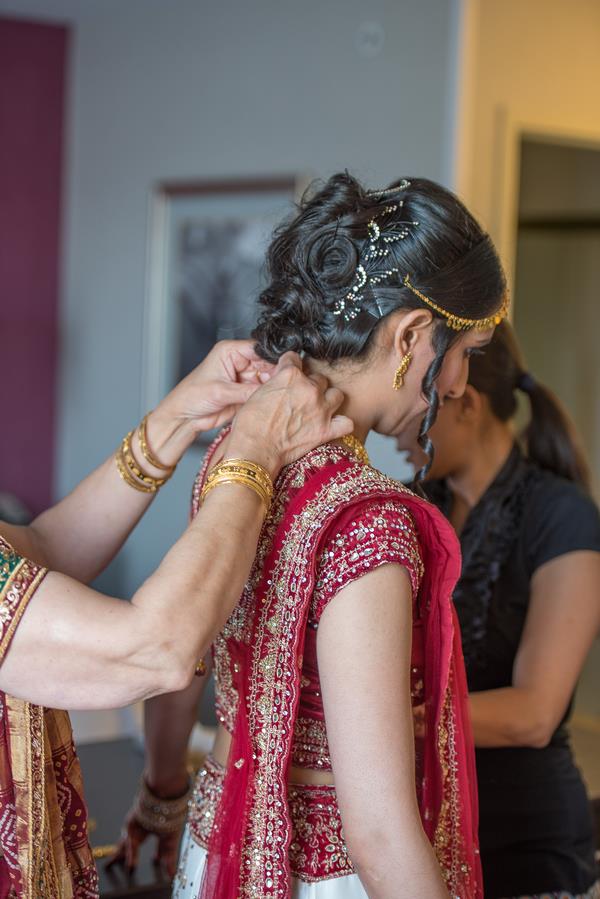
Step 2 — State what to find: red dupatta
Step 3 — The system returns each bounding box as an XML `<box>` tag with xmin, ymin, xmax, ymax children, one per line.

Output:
<box><xmin>198</xmin><ymin>449</ymin><xmax>481</xmax><ymax>899</ymax></box>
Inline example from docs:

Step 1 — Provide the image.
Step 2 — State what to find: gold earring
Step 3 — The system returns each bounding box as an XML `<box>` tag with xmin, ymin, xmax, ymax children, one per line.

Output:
<box><xmin>393</xmin><ymin>352</ymin><xmax>412</xmax><ymax>390</ymax></box>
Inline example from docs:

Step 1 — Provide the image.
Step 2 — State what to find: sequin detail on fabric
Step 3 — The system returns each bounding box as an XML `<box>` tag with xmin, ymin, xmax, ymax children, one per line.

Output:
<box><xmin>291</xmin><ymin>717</ymin><xmax>331</xmax><ymax>771</ymax></box>
<box><xmin>187</xmin><ymin>758</ymin><xmax>354</xmax><ymax>883</ymax></box>
<box><xmin>311</xmin><ymin>500</ymin><xmax>423</xmax><ymax>621</ymax></box>
<box><xmin>188</xmin><ymin>757</ymin><xmax>224</xmax><ymax>849</ymax></box>
<box><xmin>0</xmin><ymin>537</ymin><xmax>47</xmax><ymax>661</ymax></box>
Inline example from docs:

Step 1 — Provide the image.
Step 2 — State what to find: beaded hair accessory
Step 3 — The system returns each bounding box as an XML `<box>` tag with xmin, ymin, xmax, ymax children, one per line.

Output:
<box><xmin>333</xmin><ymin>182</ymin><xmax>418</xmax><ymax>321</ymax></box>
<box><xmin>334</xmin><ymin>178</ymin><xmax>509</xmax><ymax>330</ymax></box>
<box><xmin>366</xmin><ymin>178</ymin><xmax>411</xmax><ymax>199</ymax></box>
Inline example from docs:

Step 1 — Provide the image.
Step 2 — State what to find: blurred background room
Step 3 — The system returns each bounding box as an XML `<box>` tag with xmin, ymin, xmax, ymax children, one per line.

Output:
<box><xmin>1</xmin><ymin>0</ymin><xmax>599</xmax><ymax>894</ymax></box>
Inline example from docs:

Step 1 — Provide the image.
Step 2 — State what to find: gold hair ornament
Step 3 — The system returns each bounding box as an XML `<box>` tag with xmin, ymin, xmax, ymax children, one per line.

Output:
<box><xmin>393</xmin><ymin>352</ymin><xmax>413</xmax><ymax>390</ymax></box>
<box><xmin>403</xmin><ymin>274</ymin><xmax>509</xmax><ymax>332</ymax></box>
<box><xmin>333</xmin><ymin>179</ymin><xmax>509</xmax><ymax>331</ymax></box>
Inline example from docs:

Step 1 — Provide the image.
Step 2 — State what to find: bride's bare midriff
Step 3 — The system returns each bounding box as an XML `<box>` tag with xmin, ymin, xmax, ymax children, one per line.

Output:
<box><xmin>211</xmin><ymin>723</ymin><xmax>335</xmax><ymax>786</ymax></box>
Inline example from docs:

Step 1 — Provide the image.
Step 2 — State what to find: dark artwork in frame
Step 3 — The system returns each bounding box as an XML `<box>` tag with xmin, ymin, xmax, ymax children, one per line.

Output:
<box><xmin>144</xmin><ymin>176</ymin><xmax>300</xmax><ymax>445</ymax></box>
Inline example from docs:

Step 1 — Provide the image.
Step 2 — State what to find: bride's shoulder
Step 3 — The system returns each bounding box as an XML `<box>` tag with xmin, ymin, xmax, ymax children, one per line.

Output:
<box><xmin>310</xmin><ymin>492</ymin><xmax>425</xmax><ymax>622</ymax></box>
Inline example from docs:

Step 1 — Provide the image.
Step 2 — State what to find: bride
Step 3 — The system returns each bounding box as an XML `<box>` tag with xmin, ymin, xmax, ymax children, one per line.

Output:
<box><xmin>118</xmin><ymin>172</ymin><xmax>507</xmax><ymax>898</ymax></box>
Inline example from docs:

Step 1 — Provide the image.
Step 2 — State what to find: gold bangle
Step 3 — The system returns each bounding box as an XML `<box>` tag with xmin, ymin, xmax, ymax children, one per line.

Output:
<box><xmin>200</xmin><ymin>459</ymin><xmax>273</xmax><ymax>510</ymax></box>
<box><xmin>202</xmin><ymin>458</ymin><xmax>273</xmax><ymax>503</ymax></box>
<box><xmin>115</xmin><ymin>429</ymin><xmax>173</xmax><ymax>494</ymax></box>
<box><xmin>201</xmin><ymin>474</ymin><xmax>271</xmax><ymax>510</ymax></box>
<box><xmin>139</xmin><ymin>414</ymin><xmax>176</xmax><ymax>473</ymax></box>
<box><xmin>203</xmin><ymin>459</ymin><xmax>273</xmax><ymax>497</ymax></box>
<box><xmin>122</xmin><ymin>431</ymin><xmax>171</xmax><ymax>490</ymax></box>
<box><xmin>132</xmin><ymin>777</ymin><xmax>191</xmax><ymax>835</ymax></box>
<box><xmin>202</xmin><ymin>471</ymin><xmax>272</xmax><ymax>503</ymax></box>
<box><xmin>115</xmin><ymin>444</ymin><xmax>156</xmax><ymax>493</ymax></box>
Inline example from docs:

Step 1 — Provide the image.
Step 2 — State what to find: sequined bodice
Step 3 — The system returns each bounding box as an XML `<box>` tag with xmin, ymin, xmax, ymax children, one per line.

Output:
<box><xmin>210</xmin><ymin>444</ymin><xmax>424</xmax><ymax>772</ymax></box>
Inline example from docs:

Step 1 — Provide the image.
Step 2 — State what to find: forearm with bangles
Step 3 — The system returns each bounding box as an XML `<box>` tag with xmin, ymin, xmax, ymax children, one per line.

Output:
<box><xmin>5</xmin><ymin>409</ymin><xmax>194</xmax><ymax>582</ymax></box>
<box><xmin>0</xmin><ymin>428</ymin><xmax>276</xmax><ymax>709</ymax></box>
<box><xmin>126</xmin><ymin>449</ymin><xmax>275</xmax><ymax>688</ymax></box>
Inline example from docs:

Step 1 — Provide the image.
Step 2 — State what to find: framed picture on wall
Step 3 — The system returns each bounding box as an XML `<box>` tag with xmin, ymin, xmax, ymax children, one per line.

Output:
<box><xmin>143</xmin><ymin>175</ymin><xmax>302</xmax><ymax>444</ymax></box>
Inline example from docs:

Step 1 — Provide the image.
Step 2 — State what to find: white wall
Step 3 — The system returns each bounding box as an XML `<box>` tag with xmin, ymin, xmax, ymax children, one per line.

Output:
<box><xmin>456</xmin><ymin>0</ymin><xmax>600</xmax><ymax>277</ymax></box>
<box><xmin>0</xmin><ymin>0</ymin><xmax>462</xmax><ymax>738</ymax></box>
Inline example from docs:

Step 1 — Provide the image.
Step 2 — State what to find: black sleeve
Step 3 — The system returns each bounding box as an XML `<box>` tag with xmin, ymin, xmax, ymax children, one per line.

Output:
<box><xmin>524</xmin><ymin>476</ymin><xmax>600</xmax><ymax>576</ymax></box>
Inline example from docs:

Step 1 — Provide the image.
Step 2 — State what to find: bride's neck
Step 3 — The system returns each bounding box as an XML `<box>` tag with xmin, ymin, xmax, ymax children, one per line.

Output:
<box><xmin>303</xmin><ymin>357</ymin><xmax>375</xmax><ymax>443</ymax></box>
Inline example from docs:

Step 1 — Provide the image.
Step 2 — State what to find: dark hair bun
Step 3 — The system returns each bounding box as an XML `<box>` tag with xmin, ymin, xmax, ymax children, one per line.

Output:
<box><xmin>307</xmin><ymin>229</ymin><xmax>359</xmax><ymax>294</ymax></box>
<box><xmin>252</xmin><ymin>279</ymin><xmax>317</xmax><ymax>359</ymax></box>
<box><xmin>253</xmin><ymin>170</ymin><xmax>505</xmax><ymax>365</ymax></box>
<box><xmin>253</xmin><ymin>173</ymin><xmax>368</xmax><ymax>361</ymax></box>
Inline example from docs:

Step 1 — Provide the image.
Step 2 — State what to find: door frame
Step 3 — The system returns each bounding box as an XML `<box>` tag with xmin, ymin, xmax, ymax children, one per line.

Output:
<box><xmin>492</xmin><ymin>117</ymin><xmax>600</xmax><ymax>296</ymax></box>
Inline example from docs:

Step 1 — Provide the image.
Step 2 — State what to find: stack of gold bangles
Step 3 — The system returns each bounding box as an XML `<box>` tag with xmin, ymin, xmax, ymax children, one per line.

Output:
<box><xmin>115</xmin><ymin>414</ymin><xmax>176</xmax><ymax>493</ymax></box>
<box><xmin>115</xmin><ymin>417</ymin><xmax>274</xmax><ymax>512</ymax></box>
<box><xmin>132</xmin><ymin>776</ymin><xmax>191</xmax><ymax>835</ymax></box>
<box><xmin>200</xmin><ymin>459</ymin><xmax>273</xmax><ymax>512</ymax></box>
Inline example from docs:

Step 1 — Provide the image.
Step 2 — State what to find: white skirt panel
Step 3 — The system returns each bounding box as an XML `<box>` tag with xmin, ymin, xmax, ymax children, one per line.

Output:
<box><xmin>172</xmin><ymin>824</ymin><xmax>368</xmax><ymax>898</ymax></box>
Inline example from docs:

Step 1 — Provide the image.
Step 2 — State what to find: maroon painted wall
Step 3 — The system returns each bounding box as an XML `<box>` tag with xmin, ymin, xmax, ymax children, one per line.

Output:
<box><xmin>0</xmin><ymin>17</ymin><xmax>69</xmax><ymax>515</ymax></box>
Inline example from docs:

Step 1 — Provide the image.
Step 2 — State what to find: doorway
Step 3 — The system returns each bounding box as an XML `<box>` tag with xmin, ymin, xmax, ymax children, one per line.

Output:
<box><xmin>514</xmin><ymin>136</ymin><xmax>600</xmax><ymax>791</ymax></box>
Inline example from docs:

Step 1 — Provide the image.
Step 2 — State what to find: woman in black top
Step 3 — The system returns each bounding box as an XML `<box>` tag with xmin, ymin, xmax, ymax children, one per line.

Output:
<box><xmin>400</xmin><ymin>322</ymin><xmax>600</xmax><ymax>899</ymax></box>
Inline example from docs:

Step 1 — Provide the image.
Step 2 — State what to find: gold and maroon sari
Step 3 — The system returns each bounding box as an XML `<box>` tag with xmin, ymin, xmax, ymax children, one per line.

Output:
<box><xmin>189</xmin><ymin>437</ymin><xmax>482</xmax><ymax>899</ymax></box>
<box><xmin>0</xmin><ymin>537</ymin><xmax>98</xmax><ymax>898</ymax></box>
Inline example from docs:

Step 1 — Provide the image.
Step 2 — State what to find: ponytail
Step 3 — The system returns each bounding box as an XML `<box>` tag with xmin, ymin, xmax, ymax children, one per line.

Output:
<box><xmin>519</xmin><ymin>376</ymin><xmax>591</xmax><ymax>491</ymax></box>
<box><xmin>468</xmin><ymin>322</ymin><xmax>592</xmax><ymax>491</ymax></box>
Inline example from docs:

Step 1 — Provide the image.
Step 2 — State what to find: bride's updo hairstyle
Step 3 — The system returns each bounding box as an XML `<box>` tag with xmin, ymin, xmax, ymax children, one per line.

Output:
<box><xmin>253</xmin><ymin>172</ymin><xmax>507</xmax><ymax>480</ymax></box>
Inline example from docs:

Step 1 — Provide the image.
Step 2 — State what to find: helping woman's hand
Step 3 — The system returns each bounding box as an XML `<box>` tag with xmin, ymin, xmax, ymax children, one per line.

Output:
<box><xmin>157</xmin><ymin>339</ymin><xmax>276</xmax><ymax>433</ymax></box>
<box><xmin>227</xmin><ymin>351</ymin><xmax>354</xmax><ymax>479</ymax></box>
<box><xmin>135</xmin><ymin>341</ymin><xmax>352</xmax><ymax>480</ymax></box>
<box><xmin>142</xmin><ymin>340</ymin><xmax>276</xmax><ymax>469</ymax></box>
<box><xmin>106</xmin><ymin>809</ymin><xmax>183</xmax><ymax>880</ymax></box>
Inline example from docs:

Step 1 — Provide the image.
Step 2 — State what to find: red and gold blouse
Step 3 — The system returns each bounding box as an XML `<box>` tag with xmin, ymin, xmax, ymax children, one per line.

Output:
<box><xmin>212</xmin><ymin>493</ymin><xmax>424</xmax><ymax>772</ymax></box>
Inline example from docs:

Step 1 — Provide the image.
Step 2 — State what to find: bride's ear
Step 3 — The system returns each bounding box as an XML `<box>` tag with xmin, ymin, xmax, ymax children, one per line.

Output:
<box><xmin>390</xmin><ymin>309</ymin><xmax>434</xmax><ymax>360</ymax></box>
